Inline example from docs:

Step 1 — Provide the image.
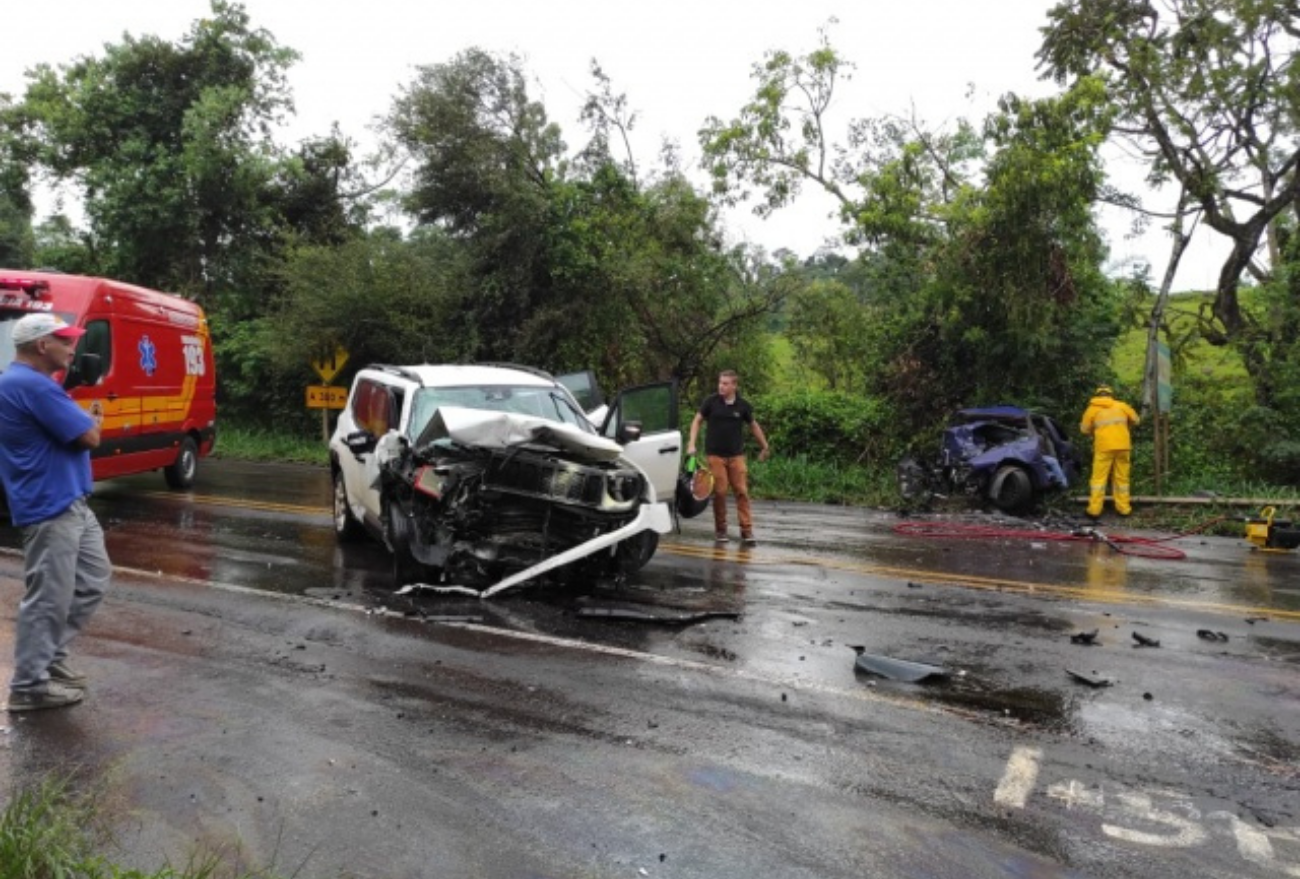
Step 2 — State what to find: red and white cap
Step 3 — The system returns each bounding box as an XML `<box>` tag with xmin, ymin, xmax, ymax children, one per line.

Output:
<box><xmin>10</xmin><ymin>313</ymin><xmax>86</xmax><ymax>345</ymax></box>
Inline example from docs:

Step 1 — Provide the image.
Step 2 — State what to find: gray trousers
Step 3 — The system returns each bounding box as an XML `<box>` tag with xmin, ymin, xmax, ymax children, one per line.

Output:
<box><xmin>11</xmin><ymin>497</ymin><xmax>111</xmax><ymax>692</ymax></box>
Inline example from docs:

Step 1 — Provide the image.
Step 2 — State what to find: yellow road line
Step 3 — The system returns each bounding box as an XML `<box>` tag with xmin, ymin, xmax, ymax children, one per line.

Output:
<box><xmin>660</xmin><ymin>543</ymin><xmax>1300</xmax><ymax>623</ymax></box>
<box><xmin>134</xmin><ymin>491</ymin><xmax>329</xmax><ymax>517</ymax></box>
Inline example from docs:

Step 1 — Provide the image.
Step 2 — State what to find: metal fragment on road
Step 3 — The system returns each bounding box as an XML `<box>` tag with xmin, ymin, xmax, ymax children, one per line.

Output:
<box><xmin>576</xmin><ymin>607</ymin><xmax>742</xmax><ymax>624</ymax></box>
<box><xmin>1070</xmin><ymin>629</ymin><xmax>1100</xmax><ymax>645</ymax></box>
<box><xmin>1066</xmin><ymin>668</ymin><xmax>1115</xmax><ymax>688</ymax></box>
<box><xmin>848</xmin><ymin>646</ymin><xmax>950</xmax><ymax>683</ymax></box>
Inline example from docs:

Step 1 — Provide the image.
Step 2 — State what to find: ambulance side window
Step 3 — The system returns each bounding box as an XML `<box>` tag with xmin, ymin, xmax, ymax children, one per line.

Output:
<box><xmin>63</xmin><ymin>319</ymin><xmax>111</xmax><ymax>390</ymax></box>
<box><xmin>80</xmin><ymin>321</ymin><xmax>112</xmax><ymax>377</ymax></box>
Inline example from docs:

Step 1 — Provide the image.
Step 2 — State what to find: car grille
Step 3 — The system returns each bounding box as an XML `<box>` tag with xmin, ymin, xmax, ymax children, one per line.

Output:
<box><xmin>485</xmin><ymin>452</ymin><xmax>639</xmax><ymax>509</ymax></box>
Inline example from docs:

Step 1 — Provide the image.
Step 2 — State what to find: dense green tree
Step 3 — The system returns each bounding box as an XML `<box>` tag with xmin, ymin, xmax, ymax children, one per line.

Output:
<box><xmin>1038</xmin><ymin>0</ymin><xmax>1300</xmax><ymax>406</ymax></box>
<box><xmin>31</xmin><ymin>215</ymin><xmax>99</xmax><ymax>275</ymax></box>
<box><xmin>387</xmin><ymin>51</ymin><xmax>781</xmax><ymax>394</ymax></box>
<box><xmin>217</xmin><ymin>226</ymin><xmax>473</xmax><ymax>427</ymax></box>
<box><xmin>13</xmin><ymin>1</ymin><xmax>299</xmax><ymax>300</ymax></box>
<box><xmin>0</xmin><ymin>96</ymin><xmax>34</xmax><ymax>266</ymax></box>
<box><xmin>387</xmin><ymin>48</ymin><xmax>563</xmax><ymax>361</ymax></box>
<box><xmin>702</xmin><ymin>29</ymin><xmax>1121</xmax><ymax>429</ymax></box>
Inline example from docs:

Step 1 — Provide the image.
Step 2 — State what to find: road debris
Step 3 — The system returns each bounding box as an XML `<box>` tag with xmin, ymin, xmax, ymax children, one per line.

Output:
<box><xmin>1066</xmin><ymin>668</ymin><xmax>1115</xmax><ymax>688</ymax></box>
<box><xmin>1070</xmin><ymin>629</ymin><xmax>1100</xmax><ymax>646</ymax></box>
<box><xmin>1131</xmin><ymin>631</ymin><xmax>1161</xmax><ymax>648</ymax></box>
<box><xmin>848</xmin><ymin>646</ymin><xmax>950</xmax><ymax>683</ymax></box>
<box><xmin>1196</xmin><ymin>629</ymin><xmax>1230</xmax><ymax>642</ymax></box>
<box><xmin>576</xmin><ymin>607</ymin><xmax>742</xmax><ymax>624</ymax></box>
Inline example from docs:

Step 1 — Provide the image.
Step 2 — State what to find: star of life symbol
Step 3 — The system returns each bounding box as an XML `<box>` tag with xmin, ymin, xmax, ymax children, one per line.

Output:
<box><xmin>138</xmin><ymin>336</ymin><xmax>158</xmax><ymax>377</ymax></box>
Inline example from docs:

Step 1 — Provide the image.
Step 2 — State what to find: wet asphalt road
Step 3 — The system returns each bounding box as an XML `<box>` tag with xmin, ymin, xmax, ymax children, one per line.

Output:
<box><xmin>0</xmin><ymin>460</ymin><xmax>1297</xmax><ymax>878</ymax></box>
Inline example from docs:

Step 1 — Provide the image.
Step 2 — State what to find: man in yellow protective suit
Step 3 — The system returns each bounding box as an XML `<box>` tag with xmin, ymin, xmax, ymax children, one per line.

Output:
<box><xmin>1080</xmin><ymin>385</ymin><xmax>1140</xmax><ymax>518</ymax></box>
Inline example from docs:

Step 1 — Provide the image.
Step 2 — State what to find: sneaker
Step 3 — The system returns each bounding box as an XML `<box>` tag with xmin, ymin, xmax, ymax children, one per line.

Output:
<box><xmin>715</xmin><ymin>533</ymin><xmax>730</xmax><ymax>544</ymax></box>
<box><xmin>7</xmin><ymin>683</ymin><xmax>84</xmax><ymax>712</ymax></box>
<box><xmin>48</xmin><ymin>659</ymin><xmax>88</xmax><ymax>689</ymax></box>
<box><xmin>741</xmin><ymin>534</ymin><xmax>758</xmax><ymax>546</ymax></box>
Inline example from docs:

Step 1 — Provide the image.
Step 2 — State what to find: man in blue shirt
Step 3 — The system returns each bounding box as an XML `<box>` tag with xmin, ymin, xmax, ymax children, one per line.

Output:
<box><xmin>0</xmin><ymin>312</ymin><xmax>111</xmax><ymax>711</ymax></box>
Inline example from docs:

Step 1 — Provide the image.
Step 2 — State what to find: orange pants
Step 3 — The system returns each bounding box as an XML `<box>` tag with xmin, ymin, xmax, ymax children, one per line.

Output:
<box><xmin>1087</xmin><ymin>449</ymin><xmax>1132</xmax><ymax>516</ymax></box>
<box><xmin>708</xmin><ymin>454</ymin><xmax>752</xmax><ymax>536</ymax></box>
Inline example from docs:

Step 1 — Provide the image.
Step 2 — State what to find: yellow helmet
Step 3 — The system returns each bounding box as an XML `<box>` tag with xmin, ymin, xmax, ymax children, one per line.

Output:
<box><xmin>1095</xmin><ymin>385</ymin><xmax>1113</xmax><ymax>397</ymax></box>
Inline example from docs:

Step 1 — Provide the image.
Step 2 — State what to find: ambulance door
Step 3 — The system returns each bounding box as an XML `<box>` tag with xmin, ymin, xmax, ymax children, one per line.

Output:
<box><xmin>72</xmin><ymin>315</ymin><xmax>141</xmax><ymax>481</ymax></box>
<box><xmin>132</xmin><ymin>313</ymin><xmax>189</xmax><ymax>465</ymax></box>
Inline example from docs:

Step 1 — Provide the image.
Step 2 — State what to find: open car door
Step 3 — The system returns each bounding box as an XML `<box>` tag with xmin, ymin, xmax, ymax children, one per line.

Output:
<box><xmin>598</xmin><ymin>382</ymin><xmax>681</xmax><ymax>501</ymax></box>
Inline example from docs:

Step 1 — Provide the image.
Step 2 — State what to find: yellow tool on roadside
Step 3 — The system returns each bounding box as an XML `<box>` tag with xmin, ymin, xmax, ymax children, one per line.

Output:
<box><xmin>1244</xmin><ymin>506</ymin><xmax>1300</xmax><ymax>552</ymax></box>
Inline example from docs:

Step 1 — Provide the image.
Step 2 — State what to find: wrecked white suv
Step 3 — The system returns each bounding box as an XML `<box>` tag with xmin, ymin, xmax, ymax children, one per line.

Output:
<box><xmin>329</xmin><ymin>363</ymin><xmax>681</xmax><ymax>596</ymax></box>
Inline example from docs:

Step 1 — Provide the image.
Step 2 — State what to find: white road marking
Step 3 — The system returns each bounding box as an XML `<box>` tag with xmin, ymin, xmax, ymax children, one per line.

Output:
<box><xmin>1210</xmin><ymin>813</ymin><xmax>1300</xmax><ymax>877</ymax></box>
<box><xmin>1102</xmin><ymin>791</ymin><xmax>1207</xmax><ymax>847</ymax></box>
<box><xmin>994</xmin><ymin>746</ymin><xmax>1041</xmax><ymax>808</ymax></box>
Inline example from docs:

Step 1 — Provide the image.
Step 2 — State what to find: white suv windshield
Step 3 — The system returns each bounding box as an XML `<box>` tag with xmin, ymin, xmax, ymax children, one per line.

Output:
<box><xmin>408</xmin><ymin>384</ymin><xmax>591</xmax><ymax>440</ymax></box>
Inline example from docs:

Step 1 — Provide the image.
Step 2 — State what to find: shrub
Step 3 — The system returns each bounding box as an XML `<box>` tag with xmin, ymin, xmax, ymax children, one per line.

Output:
<box><xmin>751</xmin><ymin>390</ymin><xmax>897</xmax><ymax>465</ymax></box>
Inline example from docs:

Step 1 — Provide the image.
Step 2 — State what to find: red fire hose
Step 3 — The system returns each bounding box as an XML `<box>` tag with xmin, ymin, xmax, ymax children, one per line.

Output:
<box><xmin>890</xmin><ymin>518</ymin><xmax>1229</xmax><ymax>561</ymax></box>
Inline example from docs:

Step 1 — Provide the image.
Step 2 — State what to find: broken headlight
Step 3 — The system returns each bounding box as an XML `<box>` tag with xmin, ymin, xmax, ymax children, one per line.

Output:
<box><xmin>605</xmin><ymin>472</ymin><xmax>642</xmax><ymax>504</ymax></box>
<box><xmin>412</xmin><ymin>465</ymin><xmax>448</xmax><ymax>499</ymax></box>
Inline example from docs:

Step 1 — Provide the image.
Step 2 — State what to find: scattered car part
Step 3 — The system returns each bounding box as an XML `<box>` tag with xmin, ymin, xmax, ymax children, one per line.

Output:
<box><xmin>848</xmin><ymin>646</ymin><xmax>950</xmax><ymax>683</ymax></box>
<box><xmin>1131</xmin><ymin>631</ymin><xmax>1161</xmax><ymax>648</ymax></box>
<box><xmin>1066</xmin><ymin>668</ymin><xmax>1115</xmax><ymax>688</ymax></box>
<box><xmin>1070</xmin><ymin>629</ymin><xmax>1100</xmax><ymax>645</ymax></box>
<box><xmin>1196</xmin><ymin>629</ymin><xmax>1230</xmax><ymax>642</ymax></box>
<box><xmin>575</xmin><ymin>607</ymin><xmax>742</xmax><ymax>624</ymax></box>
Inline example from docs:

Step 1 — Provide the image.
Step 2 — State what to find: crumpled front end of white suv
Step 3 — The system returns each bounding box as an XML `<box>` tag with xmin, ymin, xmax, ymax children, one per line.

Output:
<box><xmin>378</xmin><ymin>407</ymin><xmax>670</xmax><ymax>596</ymax></box>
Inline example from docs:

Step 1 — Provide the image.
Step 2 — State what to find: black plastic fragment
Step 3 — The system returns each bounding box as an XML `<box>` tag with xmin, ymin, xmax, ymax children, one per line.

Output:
<box><xmin>1131</xmin><ymin>631</ymin><xmax>1161</xmax><ymax>648</ymax></box>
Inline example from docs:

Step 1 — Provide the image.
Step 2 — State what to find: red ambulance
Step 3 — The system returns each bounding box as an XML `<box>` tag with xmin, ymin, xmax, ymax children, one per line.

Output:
<box><xmin>1</xmin><ymin>270</ymin><xmax>217</xmax><ymax>494</ymax></box>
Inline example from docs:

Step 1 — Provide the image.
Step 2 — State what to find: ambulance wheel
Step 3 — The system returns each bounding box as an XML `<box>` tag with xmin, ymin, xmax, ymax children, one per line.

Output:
<box><xmin>332</xmin><ymin>470</ymin><xmax>365</xmax><ymax>542</ymax></box>
<box><xmin>164</xmin><ymin>437</ymin><xmax>199</xmax><ymax>490</ymax></box>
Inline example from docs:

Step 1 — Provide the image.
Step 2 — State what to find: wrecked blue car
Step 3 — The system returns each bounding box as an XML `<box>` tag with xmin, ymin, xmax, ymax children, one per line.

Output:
<box><xmin>897</xmin><ymin>406</ymin><xmax>1083</xmax><ymax>514</ymax></box>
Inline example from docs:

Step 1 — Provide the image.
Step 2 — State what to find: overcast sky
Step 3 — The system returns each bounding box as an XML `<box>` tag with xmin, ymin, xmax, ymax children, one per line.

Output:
<box><xmin>2</xmin><ymin>0</ymin><xmax>1226</xmax><ymax>290</ymax></box>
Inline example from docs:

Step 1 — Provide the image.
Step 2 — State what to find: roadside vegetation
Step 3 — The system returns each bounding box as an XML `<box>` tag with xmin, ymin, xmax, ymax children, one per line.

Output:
<box><xmin>0</xmin><ymin>776</ymin><xmax>285</xmax><ymax>879</ymax></box>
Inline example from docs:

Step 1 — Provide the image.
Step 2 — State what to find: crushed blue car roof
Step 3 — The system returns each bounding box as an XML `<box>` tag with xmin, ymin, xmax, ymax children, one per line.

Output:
<box><xmin>954</xmin><ymin>406</ymin><xmax>1030</xmax><ymax>420</ymax></box>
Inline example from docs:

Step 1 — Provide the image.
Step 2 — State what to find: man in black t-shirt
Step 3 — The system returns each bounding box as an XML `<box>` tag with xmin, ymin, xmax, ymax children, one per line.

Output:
<box><xmin>686</xmin><ymin>370</ymin><xmax>771</xmax><ymax>545</ymax></box>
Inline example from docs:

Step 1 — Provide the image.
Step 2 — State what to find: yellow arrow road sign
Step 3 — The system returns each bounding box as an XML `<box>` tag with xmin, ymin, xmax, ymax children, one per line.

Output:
<box><xmin>310</xmin><ymin>345</ymin><xmax>350</xmax><ymax>384</ymax></box>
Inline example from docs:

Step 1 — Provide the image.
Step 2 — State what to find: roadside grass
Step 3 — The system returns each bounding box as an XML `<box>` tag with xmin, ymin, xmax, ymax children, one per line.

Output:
<box><xmin>0</xmin><ymin>775</ymin><xmax>286</xmax><ymax>879</ymax></box>
<box><xmin>214</xmin><ymin>423</ymin><xmax>329</xmax><ymax>466</ymax></box>
<box><xmin>748</xmin><ymin>455</ymin><xmax>897</xmax><ymax>506</ymax></box>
